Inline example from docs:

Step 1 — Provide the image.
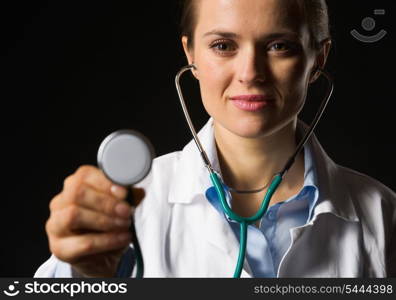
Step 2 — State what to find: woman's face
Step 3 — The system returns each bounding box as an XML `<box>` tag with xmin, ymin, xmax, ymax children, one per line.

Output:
<box><xmin>182</xmin><ymin>0</ymin><xmax>328</xmax><ymax>139</ymax></box>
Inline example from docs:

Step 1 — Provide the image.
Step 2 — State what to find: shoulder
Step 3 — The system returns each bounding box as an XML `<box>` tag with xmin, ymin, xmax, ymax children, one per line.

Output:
<box><xmin>133</xmin><ymin>150</ymin><xmax>182</xmax><ymax>219</ymax></box>
<box><xmin>338</xmin><ymin>164</ymin><xmax>395</xmax><ymax>200</ymax></box>
<box><xmin>151</xmin><ymin>151</ymin><xmax>181</xmax><ymax>174</ymax></box>
<box><xmin>308</xmin><ymin>131</ymin><xmax>396</xmax><ymax>222</ymax></box>
<box><xmin>336</xmin><ymin>164</ymin><xmax>396</xmax><ymax>221</ymax></box>
<box><xmin>136</xmin><ymin>150</ymin><xmax>181</xmax><ymax>194</ymax></box>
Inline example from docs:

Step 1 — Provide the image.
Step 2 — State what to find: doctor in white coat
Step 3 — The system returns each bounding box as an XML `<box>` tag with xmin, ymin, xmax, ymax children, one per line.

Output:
<box><xmin>35</xmin><ymin>0</ymin><xmax>396</xmax><ymax>278</ymax></box>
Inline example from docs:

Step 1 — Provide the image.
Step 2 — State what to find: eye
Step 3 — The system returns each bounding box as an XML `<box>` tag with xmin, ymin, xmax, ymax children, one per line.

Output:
<box><xmin>268</xmin><ymin>42</ymin><xmax>291</xmax><ymax>52</ymax></box>
<box><xmin>267</xmin><ymin>41</ymin><xmax>301</xmax><ymax>56</ymax></box>
<box><xmin>210</xmin><ymin>40</ymin><xmax>237</xmax><ymax>54</ymax></box>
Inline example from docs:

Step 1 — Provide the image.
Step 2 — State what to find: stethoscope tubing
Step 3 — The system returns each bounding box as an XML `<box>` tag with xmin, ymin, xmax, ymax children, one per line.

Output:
<box><xmin>175</xmin><ymin>64</ymin><xmax>334</xmax><ymax>278</ymax></box>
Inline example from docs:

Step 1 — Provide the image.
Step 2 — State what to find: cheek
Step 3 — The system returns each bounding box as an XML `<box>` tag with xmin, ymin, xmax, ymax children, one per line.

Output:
<box><xmin>271</xmin><ymin>57</ymin><xmax>311</xmax><ymax>109</ymax></box>
<box><xmin>196</xmin><ymin>55</ymin><xmax>232</xmax><ymax>111</ymax></box>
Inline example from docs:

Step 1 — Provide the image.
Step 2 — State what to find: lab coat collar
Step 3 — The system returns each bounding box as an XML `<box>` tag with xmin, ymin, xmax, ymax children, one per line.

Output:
<box><xmin>168</xmin><ymin>118</ymin><xmax>359</xmax><ymax>224</ymax></box>
<box><xmin>168</xmin><ymin>119</ymin><xmax>254</xmax><ymax>277</ymax></box>
<box><xmin>300</xmin><ymin>121</ymin><xmax>359</xmax><ymax>223</ymax></box>
<box><xmin>168</xmin><ymin>118</ymin><xmax>220</xmax><ymax>204</ymax></box>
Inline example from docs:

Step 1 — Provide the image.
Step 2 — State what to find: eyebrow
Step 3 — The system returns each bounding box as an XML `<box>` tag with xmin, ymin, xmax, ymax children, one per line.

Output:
<box><xmin>202</xmin><ymin>30</ymin><xmax>301</xmax><ymax>41</ymax></box>
<box><xmin>203</xmin><ymin>30</ymin><xmax>239</xmax><ymax>38</ymax></box>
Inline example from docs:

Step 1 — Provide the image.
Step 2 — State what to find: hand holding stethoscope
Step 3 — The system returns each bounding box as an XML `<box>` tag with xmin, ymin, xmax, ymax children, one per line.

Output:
<box><xmin>97</xmin><ymin>130</ymin><xmax>155</xmax><ymax>278</ymax></box>
<box><xmin>97</xmin><ymin>64</ymin><xmax>333</xmax><ymax>278</ymax></box>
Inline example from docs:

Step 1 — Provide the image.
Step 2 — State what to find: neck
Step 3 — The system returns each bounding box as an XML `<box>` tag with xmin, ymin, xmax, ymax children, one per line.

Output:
<box><xmin>214</xmin><ymin>120</ymin><xmax>305</xmax><ymax>193</ymax></box>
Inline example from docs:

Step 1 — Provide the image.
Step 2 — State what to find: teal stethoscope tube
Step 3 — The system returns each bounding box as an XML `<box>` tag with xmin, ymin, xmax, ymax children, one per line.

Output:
<box><xmin>175</xmin><ymin>64</ymin><xmax>334</xmax><ymax>278</ymax></box>
<box><xmin>210</xmin><ymin>172</ymin><xmax>282</xmax><ymax>277</ymax></box>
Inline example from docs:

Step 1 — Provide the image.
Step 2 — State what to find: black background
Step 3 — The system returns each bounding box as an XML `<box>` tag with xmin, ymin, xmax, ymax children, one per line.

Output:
<box><xmin>1</xmin><ymin>1</ymin><xmax>395</xmax><ymax>276</ymax></box>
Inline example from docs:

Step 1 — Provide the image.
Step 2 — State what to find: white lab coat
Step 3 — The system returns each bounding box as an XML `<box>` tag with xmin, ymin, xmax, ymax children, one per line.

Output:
<box><xmin>35</xmin><ymin>118</ymin><xmax>396</xmax><ymax>278</ymax></box>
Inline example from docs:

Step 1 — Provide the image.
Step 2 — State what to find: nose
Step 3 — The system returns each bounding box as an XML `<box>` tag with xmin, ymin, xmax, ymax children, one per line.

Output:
<box><xmin>237</xmin><ymin>46</ymin><xmax>267</xmax><ymax>85</ymax></box>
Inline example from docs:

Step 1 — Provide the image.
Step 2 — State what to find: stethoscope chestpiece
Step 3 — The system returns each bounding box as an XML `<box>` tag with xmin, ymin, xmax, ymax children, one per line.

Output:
<box><xmin>97</xmin><ymin>129</ymin><xmax>155</xmax><ymax>187</ymax></box>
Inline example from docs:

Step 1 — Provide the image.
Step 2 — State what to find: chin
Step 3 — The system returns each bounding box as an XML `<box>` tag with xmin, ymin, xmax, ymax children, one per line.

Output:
<box><xmin>223</xmin><ymin>116</ymin><xmax>277</xmax><ymax>139</ymax></box>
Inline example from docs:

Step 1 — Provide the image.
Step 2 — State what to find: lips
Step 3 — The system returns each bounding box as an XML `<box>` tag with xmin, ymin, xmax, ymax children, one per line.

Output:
<box><xmin>229</xmin><ymin>94</ymin><xmax>275</xmax><ymax>112</ymax></box>
<box><xmin>229</xmin><ymin>95</ymin><xmax>274</xmax><ymax>102</ymax></box>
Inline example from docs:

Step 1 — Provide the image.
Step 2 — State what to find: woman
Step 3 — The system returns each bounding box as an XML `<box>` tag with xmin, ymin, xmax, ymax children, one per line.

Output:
<box><xmin>35</xmin><ymin>0</ymin><xmax>396</xmax><ymax>277</ymax></box>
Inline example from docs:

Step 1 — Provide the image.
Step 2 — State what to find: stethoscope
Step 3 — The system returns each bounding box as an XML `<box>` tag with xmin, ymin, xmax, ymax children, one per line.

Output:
<box><xmin>96</xmin><ymin>64</ymin><xmax>333</xmax><ymax>278</ymax></box>
<box><xmin>175</xmin><ymin>64</ymin><xmax>334</xmax><ymax>278</ymax></box>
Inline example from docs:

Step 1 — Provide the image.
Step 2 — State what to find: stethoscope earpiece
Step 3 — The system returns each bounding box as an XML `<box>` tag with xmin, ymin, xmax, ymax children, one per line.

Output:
<box><xmin>310</xmin><ymin>67</ymin><xmax>322</xmax><ymax>83</ymax></box>
<box><xmin>189</xmin><ymin>63</ymin><xmax>198</xmax><ymax>79</ymax></box>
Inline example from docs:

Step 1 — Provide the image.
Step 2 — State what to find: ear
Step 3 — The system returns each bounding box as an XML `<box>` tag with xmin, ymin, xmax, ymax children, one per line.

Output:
<box><xmin>309</xmin><ymin>39</ymin><xmax>332</xmax><ymax>84</ymax></box>
<box><xmin>181</xmin><ymin>36</ymin><xmax>199</xmax><ymax>79</ymax></box>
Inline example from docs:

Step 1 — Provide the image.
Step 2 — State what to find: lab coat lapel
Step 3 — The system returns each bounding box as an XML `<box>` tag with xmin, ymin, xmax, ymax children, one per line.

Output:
<box><xmin>278</xmin><ymin>124</ymin><xmax>361</xmax><ymax>277</ymax></box>
<box><xmin>168</xmin><ymin>119</ymin><xmax>216</xmax><ymax>205</ymax></box>
<box><xmin>168</xmin><ymin>118</ymin><xmax>252</xmax><ymax>277</ymax></box>
<box><xmin>168</xmin><ymin>119</ymin><xmax>363</xmax><ymax>277</ymax></box>
<box><xmin>308</xmin><ymin>128</ymin><xmax>359</xmax><ymax>223</ymax></box>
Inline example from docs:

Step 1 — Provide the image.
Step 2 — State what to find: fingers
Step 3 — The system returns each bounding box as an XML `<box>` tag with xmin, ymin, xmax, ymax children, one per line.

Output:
<box><xmin>45</xmin><ymin>164</ymin><xmax>147</xmax><ymax>276</ymax></box>
<box><xmin>50</xmin><ymin>231</ymin><xmax>132</xmax><ymax>264</ymax></box>
<box><xmin>47</xmin><ymin>165</ymin><xmax>147</xmax><ymax>242</ymax></box>
<box><xmin>51</xmin><ymin>184</ymin><xmax>144</xmax><ymax>218</ymax></box>
<box><xmin>77</xmin><ymin>165</ymin><xmax>127</xmax><ymax>197</ymax></box>
<box><xmin>47</xmin><ymin>206</ymin><xmax>132</xmax><ymax>237</ymax></box>
<box><xmin>51</xmin><ymin>186</ymin><xmax>132</xmax><ymax>218</ymax></box>
<box><xmin>61</xmin><ymin>165</ymin><xmax>128</xmax><ymax>203</ymax></box>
